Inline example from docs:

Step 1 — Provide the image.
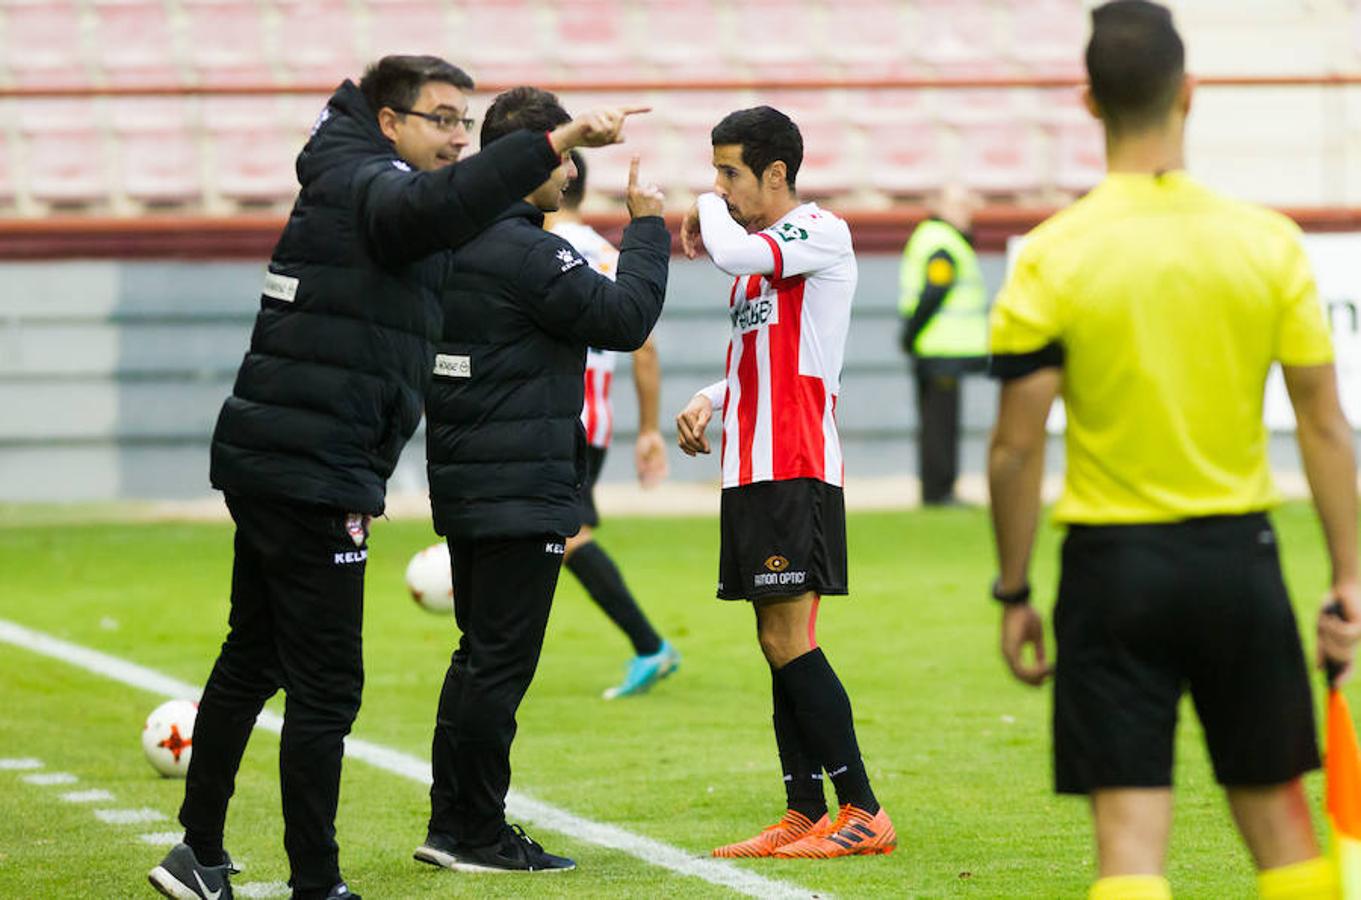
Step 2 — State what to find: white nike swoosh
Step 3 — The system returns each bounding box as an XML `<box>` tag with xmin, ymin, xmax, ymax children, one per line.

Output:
<box><xmin>192</xmin><ymin>870</ymin><xmax>222</xmax><ymax>900</ymax></box>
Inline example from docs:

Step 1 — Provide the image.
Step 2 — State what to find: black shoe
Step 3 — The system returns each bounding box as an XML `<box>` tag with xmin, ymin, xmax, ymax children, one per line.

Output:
<box><xmin>148</xmin><ymin>842</ymin><xmax>239</xmax><ymax>899</ymax></box>
<box><xmin>417</xmin><ymin>823</ymin><xmax>575</xmax><ymax>873</ymax></box>
<box><xmin>413</xmin><ymin>830</ymin><xmax>462</xmax><ymax>869</ymax></box>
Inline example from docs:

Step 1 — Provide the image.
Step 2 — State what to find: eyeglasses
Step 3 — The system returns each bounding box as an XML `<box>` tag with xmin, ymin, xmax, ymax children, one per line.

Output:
<box><xmin>392</xmin><ymin>108</ymin><xmax>475</xmax><ymax>133</ymax></box>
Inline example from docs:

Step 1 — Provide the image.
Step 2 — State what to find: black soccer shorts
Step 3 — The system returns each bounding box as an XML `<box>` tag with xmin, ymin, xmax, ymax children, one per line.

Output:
<box><xmin>717</xmin><ymin>478</ymin><xmax>848</xmax><ymax>602</ymax></box>
<box><xmin>1052</xmin><ymin>513</ymin><xmax>1320</xmax><ymax>794</ymax></box>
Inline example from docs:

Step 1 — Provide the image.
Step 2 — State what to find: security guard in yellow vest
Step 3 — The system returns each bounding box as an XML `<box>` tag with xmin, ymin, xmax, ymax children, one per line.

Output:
<box><xmin>898</xmin><ymin>186</ymin><xmax>990</xmax><ymax>505</ymax></box>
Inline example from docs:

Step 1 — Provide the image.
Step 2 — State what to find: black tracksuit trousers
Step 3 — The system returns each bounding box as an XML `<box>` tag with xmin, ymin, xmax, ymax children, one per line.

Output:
<box><xmin>428</xmin><ymin>535</ymin><xmax>565</xmax><ymax>848</ymax></box>
<box><xmin>179</xmin><ymin>493</ymin><xmax>365</xmax><ymax>892</ymax></box>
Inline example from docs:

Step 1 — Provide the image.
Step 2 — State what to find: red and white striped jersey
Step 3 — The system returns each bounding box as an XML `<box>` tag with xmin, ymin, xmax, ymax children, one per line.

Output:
<box><xmin>698</xmin><ymin>197</ymin><xmax>856</xmax><ymax>488</ymax></box>
<box><xmin>551</xmin><ymin>220</ymin><xmax>620</xmax><ymax>449</ymax></box>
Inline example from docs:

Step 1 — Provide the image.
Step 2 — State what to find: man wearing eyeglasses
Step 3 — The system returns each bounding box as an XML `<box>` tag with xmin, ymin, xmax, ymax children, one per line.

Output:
<box><xmin>149</xmin><ymin>55</ymin><xmax>646</xmax><ymax>900</ymax></box>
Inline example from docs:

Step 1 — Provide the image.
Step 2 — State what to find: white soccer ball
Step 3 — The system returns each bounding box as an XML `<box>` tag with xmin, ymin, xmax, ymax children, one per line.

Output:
<box><xmin>142</xmin><ymin>699</ymin><xmax>198</xmax><ymax>778</ymax></box>
<box><xmin>405</xmin><ymin>542</ymin><xmax>454</xmax><ymax>614</ymax></box>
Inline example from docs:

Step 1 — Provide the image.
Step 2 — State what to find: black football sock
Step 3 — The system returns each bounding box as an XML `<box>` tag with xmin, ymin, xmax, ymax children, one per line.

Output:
<box><xmin>566</xmin><ymin>541</ymin><xmax>663</xmax><ymax>656</ymax></box>
<box><xmin>774</xmin><ymin>648</ymin><xmax>879</xmax><ymax>815</ymax></box>
<box><xmin>771</xmin><ymin>668</ymin><xmax>828</xmax><ymax>822</ymax></box>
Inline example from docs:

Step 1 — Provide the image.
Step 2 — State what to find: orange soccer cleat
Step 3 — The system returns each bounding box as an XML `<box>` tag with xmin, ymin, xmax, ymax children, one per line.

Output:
<box><xmin>711</xmin><ymin>809</ymin><xmax>831</xmax><ymax>858</ymax></box>
<box><xmin>771</xmin><ymin>803</ymin><xmax>896</xmax><ymax>858</ymax></box>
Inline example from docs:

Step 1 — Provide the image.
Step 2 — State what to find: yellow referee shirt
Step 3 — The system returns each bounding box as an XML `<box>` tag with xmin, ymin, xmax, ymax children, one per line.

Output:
<box><xmin>990</xmin><ymin>171</ymin><xmax>1333</xmax><ymax>524</ymax></box>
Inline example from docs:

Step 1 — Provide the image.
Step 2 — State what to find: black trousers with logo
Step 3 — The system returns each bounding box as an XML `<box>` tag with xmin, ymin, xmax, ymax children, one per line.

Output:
<box><xmin>428</xmin><ymin>535</ymin><xmax>565</xmax><ymax>848</ymax></box>
<box><xmin>180</xmin><ymin>493</ymin><xmax>366</xmax><ymax>892</ymax></box>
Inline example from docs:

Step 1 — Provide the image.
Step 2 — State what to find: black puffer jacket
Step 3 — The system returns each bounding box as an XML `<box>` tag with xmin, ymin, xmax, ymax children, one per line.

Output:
<box><xmin>426</xmin><ymin>203</ymin><xmax>670</xmax><ymax>540</ymax></box>
<box><xmin>210</xmin><ymin>80</ymin><xmax>563</xmax><ymax>514</ymax></box>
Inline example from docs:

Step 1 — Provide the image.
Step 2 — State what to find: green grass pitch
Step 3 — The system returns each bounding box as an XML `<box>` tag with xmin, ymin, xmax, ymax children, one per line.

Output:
<box><xmin>0</xmin><ymin>502</ymin><xmax>1345</xmax><ymax>898</ymax></box>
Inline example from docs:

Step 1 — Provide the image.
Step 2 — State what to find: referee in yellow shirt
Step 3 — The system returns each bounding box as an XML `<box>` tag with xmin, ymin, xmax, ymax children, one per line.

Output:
<box><xmin>987</xmin><ymin>3</ymin><xmax>1361</xmax><ymax>899</ymax></box>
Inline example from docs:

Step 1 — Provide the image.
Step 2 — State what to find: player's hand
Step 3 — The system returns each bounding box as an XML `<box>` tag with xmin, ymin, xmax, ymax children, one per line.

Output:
<box><xmin>675</xmin><ymin>394</ymin><xmax>713</xmax><ymax>456</ymax></box>
<box><xmin>635</xmin><ymin>429</ymin><xmax>668</xmax><ymax>488</ymax></box>
<box><xmin>626</xmin><ymin>157</ymin><xmax>665</xmax><ymax>219</ymax></box>
<box><xmin>550</xmin><ymin>106</ymin><xmax>651</xmax><ymax>152</ymax></box>
<box><xmin>680</xmin><ymin>201</ymin><xmax>704</xmax><ymax>260</ymax></box>
<box><xmin>1000</xmin><ymin>602</ymin><xmax>1053</xmax><ymax>687</ymax></box>
<box><xmin>1318</xmin><ymin>581</ymin><xmax>1361</xmax><ymax>685</ymax></box>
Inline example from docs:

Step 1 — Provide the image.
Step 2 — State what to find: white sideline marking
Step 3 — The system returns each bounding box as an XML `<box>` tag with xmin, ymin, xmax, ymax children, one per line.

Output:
<box><xmin>0</xmin><ymin>618</ymin><xmax>822</xmax><ymax>900</ymax></box>
<box><xmin>0</xmin><ymin>758</ymin><xmax>43</xmax><ymax>770</ymax></box>
<box><xmin>96</xmin><ymin>808</ymin><xmax>168</xmax><ymax>825</ymax></box>
<box><xmin>138</xmin><ymin>831</ymin><xmax>184</xmax><ymax>846</ymax></box>
<box><xmin>233</xmin><ymin>882</ymin><xmax>290</xmax><ymax>899</ymax></box>
<box><xmin>61</xmin><ymin>789</ymin><xmax>115</xmax><ymax>803</ymax></box>
<box><xmin>22</xmin><ymin>772</ymin><xmax>77</xmax><ymax>785</ymax></box>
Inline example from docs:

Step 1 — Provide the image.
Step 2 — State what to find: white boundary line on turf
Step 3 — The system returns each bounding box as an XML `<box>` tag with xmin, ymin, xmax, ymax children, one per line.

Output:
<box><xmin>0</xmin><ymin>618</ymin><xmax>824</xmax><ymax>900</ymax></box>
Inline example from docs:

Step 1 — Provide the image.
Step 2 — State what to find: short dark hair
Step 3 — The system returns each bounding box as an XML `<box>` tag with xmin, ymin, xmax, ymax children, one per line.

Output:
<box><xmin>481</xmin><ymin>86</ymin><xmax>571</xmax><ymax>148</ymax></box>
<box><xmin>1086</xmin><ymin>0</ymin><xmax>1185</xmax><ymax>134</ymax></box>
<box><xmin>710</xmin><ymin>106</ymin><xmax>802</xmax><ymax>190</ymax></box>
<box><xmin>561</xmin><ymin>150</ymin><xmax>587</xmax><ymax>209</ymax></box>
<box><xmin>358</xmin><ymin>55</ymin><xmax>474</xmax><ymax>115</ymax></box>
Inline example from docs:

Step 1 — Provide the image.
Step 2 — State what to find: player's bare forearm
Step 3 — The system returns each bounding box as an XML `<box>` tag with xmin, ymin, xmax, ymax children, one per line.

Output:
<box><xmin>988</xmin><ymin>369</ymin><xmax>1061</xmax><ymax>591</ymax></box>
<box><xmin>633</xmin><ymin>335</ymin><xmax>661</xmax><ymax>433</ymax></box>
<box><xmin>1285</xmin><ymin>364</ymin><xmax>1360</xmax><ymax>590</ymax></box>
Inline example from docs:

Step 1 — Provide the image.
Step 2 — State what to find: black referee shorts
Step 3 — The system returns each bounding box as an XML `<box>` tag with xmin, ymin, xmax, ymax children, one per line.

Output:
<box><xmin>717</xmin><ymin>478</ymin><xmax>848</xmax><ymax>602</ymax></box>
<box><xmin>1053</xmin><ymin>513</ymin><xmax>1319</xmax><ymax>794</ymax></box>
<box><xmin>577</xmin><ymin>445</ymin><xmax>606</xmax><ymax>529</ymax></box>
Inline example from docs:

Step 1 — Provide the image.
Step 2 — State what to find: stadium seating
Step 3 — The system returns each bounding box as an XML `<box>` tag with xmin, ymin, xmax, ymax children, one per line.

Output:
<box><xmin>0</xmin><ymin>0</ymin><xmax>1353</xmax><ymax>214</ymax></box>
<box><xmin>2</xmin><ymin>1</ymin><xmax>90</xmax><ymax>86</ymax></box>
<box><xmin>90</xmin><ymin>0</ymin><xmax>182</xmax><ymax>87</ymax></box>
<box><xmin>181</xmin><ymin>0</ymin><xmax>274</xmax><ymax>85</ymax></box>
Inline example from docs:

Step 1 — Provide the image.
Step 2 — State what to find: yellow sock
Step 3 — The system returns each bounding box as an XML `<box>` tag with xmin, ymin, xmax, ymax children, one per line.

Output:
<box><xmin>1088</xmin><ymin>874</ymin><xmax>1173</xmax><ymax>900</ymax></box>
<box><xmin>1257</xmin><ymin>857</ymin><xmax>1338</xmax><ymax>899</ymax></box>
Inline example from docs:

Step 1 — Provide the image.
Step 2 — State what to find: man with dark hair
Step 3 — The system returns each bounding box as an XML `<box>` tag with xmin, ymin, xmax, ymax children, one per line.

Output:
<box><xmin>989</xmin><ymin>3</ymin><xmax>1359</xmax><ymax>899</ymax></box>
<box><xmin>675</xmin><ymin>105</ymin><xmax>895</xmax><ymax>859</ymax></box>
<box><xmin>413</xmin><ymin>87</ymin><xmax>669</xmax><ymax>874</ymax></box>
<box><xmin>148</xmin><ymin>58</ymin><xmax>646</xmax><ymax>900</ymax></box>
<box><xmin>546</xmin><ymin>149</ymin><xmax>680</xmax><ymax>699</ymax></box>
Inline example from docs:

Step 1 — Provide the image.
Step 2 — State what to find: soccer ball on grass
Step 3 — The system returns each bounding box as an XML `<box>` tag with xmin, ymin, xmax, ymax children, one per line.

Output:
<box><xmin>142</xmin><ymin>698</ymin><xmax>197</xmax><ymax>778</ymax></box>
<box><xmin>406</xmin><ymin>542</ymin><xmax>454</xmax><ymax>614</ymax></box>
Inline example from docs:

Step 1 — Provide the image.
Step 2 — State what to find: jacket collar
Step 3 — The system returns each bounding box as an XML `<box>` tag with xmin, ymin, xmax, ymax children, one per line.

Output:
<box><xmin>494</xmin><ymin>200</ymin><xmax>546</xmax><ymax>227</ymax></box>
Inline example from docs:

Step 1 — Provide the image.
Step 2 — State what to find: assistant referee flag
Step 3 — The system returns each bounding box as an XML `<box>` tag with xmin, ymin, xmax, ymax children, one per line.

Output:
<box><xmin>1327</xmin><ymin>673</ymin><xmax>1361</xmax><ymax>898</ymax></box>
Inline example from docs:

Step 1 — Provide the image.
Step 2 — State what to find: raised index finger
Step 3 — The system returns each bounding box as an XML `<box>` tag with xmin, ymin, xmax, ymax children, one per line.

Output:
<box><xmin>628</xmin><ymin>156</ymin><xmax>640</xmax><ymax>189</ymax></box>
<box><xmin>620</xmin><ymin>106</ymin><xmax>652</xmax><ymax>117</ymax></box>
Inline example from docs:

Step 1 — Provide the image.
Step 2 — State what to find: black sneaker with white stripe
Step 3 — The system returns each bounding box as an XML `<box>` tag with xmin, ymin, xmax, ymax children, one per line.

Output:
<box><xmin>148</xmin><ymin>842</ymin><xmax>239</xmax><ymax>899</ymax></box>
<box><xmin>413</xmin><ymin>823</ymin><xmax>575</xmax><ymax>873</ymax></box>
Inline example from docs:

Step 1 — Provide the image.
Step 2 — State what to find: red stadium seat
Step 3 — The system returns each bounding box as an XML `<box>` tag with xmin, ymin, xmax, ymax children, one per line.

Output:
<box><xmin>635</xmin><ymin>0</ymin><xmax>724</xmax><ymax>81</ymax></box>
<box><xmin>456</xmin><ymin>1</ymin><xmax>546</xmax><ymax>86</ymax></box>
<box><xmin>365</xmin><ymin>0</ymin><xmax>453</xmax><ymax>59</ymax></box>
<box><xmin>910</xmin><ymin>0</ymin><xmax>1002</xmax><ymax>75</ymax></box>
<box><xmin>108</xmin><ymin>98</ymin><xmax>193</xmax><ymax>133</ymax></box>
<box><xmin>181</xmin><ymin>0</ymin><xmax>273</xmax><ymax>85</ymax></box>
<box><xmin>1006</xmin><ymin>0</ymin><xmax>1087</xmax><ymax>77</ymax></box>
<box><xmin>954</xmin><ymin>122</ymin><xmax>1042</xmax><ymax>196</ymax></box>
<box><xmin>90</xmin><ymin>0</ymin><xmax>182</xmax><ymax>86</ymax></box>
<box><xmin>116</xmin><ymin>128</ymin><xmax>204</xmax><ymax>207</ymax></box>
<box><xmin>1049</xmin><ymin>120</ymin><xmax>1106</xmax><ymax>194</ymax></box>
<box><xmin>209</xmin><ymin>128</ymin><xmax>301</xmax><ymax>207</ymax></box>
<box><xmin>790</xmin><ymin>119</ymin><xmax>855</xmax><ymax>199</ymax></box>
<box><xmin>2</xmin><ymin>1</ymin><xmax>91</xmax><ymax>86</ymax></box>
<box><xmin>860</xmin><ymin>119</ymin><xmax>945</xmax><ymax>198</ymax></box>
<box><xmin>822</xmin><ymin>0</ymin><xmax>917</xmax><ymax>79</ymax></box>
<box><xmin>726</xmin><ymin>0</ymin><xmax>826</xmax><ymax>79</ymax></box>
<box><xmin>551</xmin><ymin>0</ymin><xmax>642</xmax><ymax>82</ymax></box>
<box><xmin>22</xmin><ymin>127</ymin><xmax>113</xmax><ymax>208</ymax></box>
<box><xmin>275</xmin><ymin>0</ymin><xmax>361</xmax><ymax>86</ymax></box>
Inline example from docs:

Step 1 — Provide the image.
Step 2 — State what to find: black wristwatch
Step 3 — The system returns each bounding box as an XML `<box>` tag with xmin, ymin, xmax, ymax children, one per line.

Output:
<box><xmin>991</xmin><ymin>579</ymin><xmax>1032</xmax><ymax>606</ymax></box>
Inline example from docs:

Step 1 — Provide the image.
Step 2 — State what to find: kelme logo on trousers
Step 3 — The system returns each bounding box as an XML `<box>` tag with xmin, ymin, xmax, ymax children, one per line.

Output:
<box><xmin>333</xmin><ymin>550</ymin><xmax>367</xmax><ymax>565</ymax></box>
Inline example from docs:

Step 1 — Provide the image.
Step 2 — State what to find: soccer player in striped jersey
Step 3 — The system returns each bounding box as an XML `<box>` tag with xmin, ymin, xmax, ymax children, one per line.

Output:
<box><xmin>676</xmin><ymin>106</ymin><xmax>895</xmax><ymax>859</ymax></box>
<box><xmin>544</xmin><ymin>151</ymin><xmax>680</xmax><ymax>699</ymax></box>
